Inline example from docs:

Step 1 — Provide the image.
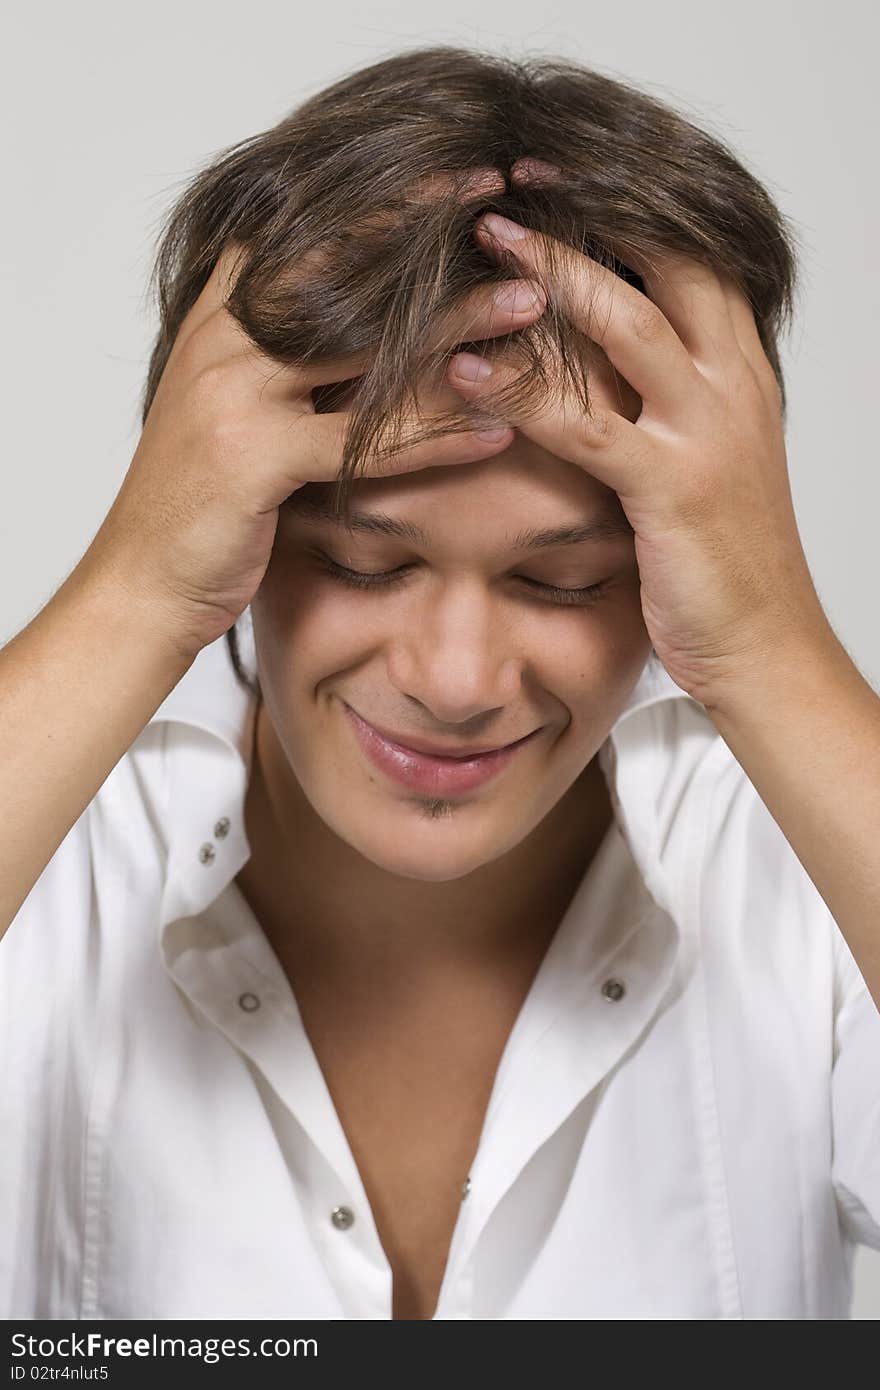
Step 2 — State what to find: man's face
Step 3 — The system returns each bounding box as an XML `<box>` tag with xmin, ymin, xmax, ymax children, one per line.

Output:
<box><xmin>250</xmin><ymin>415</ymin><xmax>651</xmax><ymax>884</ymax></box>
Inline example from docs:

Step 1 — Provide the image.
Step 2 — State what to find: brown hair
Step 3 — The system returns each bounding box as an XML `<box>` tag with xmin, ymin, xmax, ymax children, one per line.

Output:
<box><xmin>138</xmin><ymin>45</ymin><xmax>802</xmax><ymax>698</ymax></box>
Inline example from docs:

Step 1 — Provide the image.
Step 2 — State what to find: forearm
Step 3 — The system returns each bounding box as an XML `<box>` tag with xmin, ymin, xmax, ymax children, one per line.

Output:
<box><xmin>0</xmin><ymin>558</ymin><xmax>195</xmax><ymax>940</ymax></box>
<box><xmin>705</xmin><ymin>622</ymin><xmax>880</xmax><ymax>1010</ymax></box>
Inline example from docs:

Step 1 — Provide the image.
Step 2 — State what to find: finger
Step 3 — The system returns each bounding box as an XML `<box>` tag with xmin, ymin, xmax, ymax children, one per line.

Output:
<box><xmin>168</xmin><ymin>241</ymin><xmax>252</xmax><ymax>357</ymax></box>
<box><xmin>261</xmin><ymin>406</ymin><xmax>514</xmax><ymax>508</ymax></box>
<box><xmin>337</xmin><ymin>167</ymin><xmax>505</xmax><ymax>243</ymax></box>
<box><xmin>509</xmin><ymin>157</ymin><xmax>563</xmax><ymax>186</ymax></box>
<box><xmin>220</xmin><ymin>260</ymin><xmax>548</xmax><ymax>398</ymax></box>
<box><xmin>332</xmin><ymin>167</ymin><xmax>550</xmax><ymax>359</ymax></box>
<box><xmin>445</xmin><ymin>345</ymin><xmax>653</xmax><ymax>500</ymax></box>
<box><xmin>626</xmin><ymin>251</ymin><xmax>782</xmax><ymax>413</ymax></box>
<box><xmin>214</xmin><ymin>267</ymin><xmax>548</xmax><ymax>404</ymax></box>
<box><xmin>617</xmin><ymin>247</ymin><xmax>743</xmax><ymax>376</ymax></box>
<box><xmin>180</xmin><ymin>298</ymin><xmax>378</xmax><ymax>399</ymax></box>
<box><xmin>179</xmin><ymin>248</ymin><xmax>377</xmax><ymax>399</ymax></box>
<box><xmin>406</xmin><ymin>166</ymin><xmax>506</xmax><ymax>205</ymax></box>
<box><xmin>720</xmin><ymin>281</ymin><xmax>785</xmax><ymax>409</ymax></box>
<box><xmin>180</xmin><ymin>172</ymin><xmax>523</xmax><ymax>394</ymax></box>
<box><xmin>418</xmin><ymin>275</ymin><xmax>547</xmax><ymax>360</ymax></box>
<box><xmin>506</xmin><ymin>164</ymin><xmax>745</xmax><ymax>386</ymax></box>
<box><xmin>474</xmin><ymin>214</ymin><xmax>702</xmax><ymax>422</ymax></box>
<box><xmin>209</xmin><ymin>169</ymin><xmax>503</xmax><ymax>316</ymax></box>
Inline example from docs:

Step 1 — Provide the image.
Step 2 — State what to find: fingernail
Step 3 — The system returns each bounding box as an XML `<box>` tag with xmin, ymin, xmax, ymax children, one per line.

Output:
<box><xmin>479</xmin><ymin>212</ymin><xmax>528</xmax><ymax>242</ymax></box>
<box><xmin>450</xmin><ymin>352</ymin><xmax>493</xmax><ymax>382</ymax></box>
<box><xmin>476</xmin><ymin>425</ymin><xmax>509</xmax><ymax>442</ymax></box>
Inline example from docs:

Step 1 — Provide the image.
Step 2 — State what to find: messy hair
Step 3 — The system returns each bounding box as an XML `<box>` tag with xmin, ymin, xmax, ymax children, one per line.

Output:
<box><xmin>138</xmin><ymin>45</ymin><xmax>802</xmax><ymax>698</ymax></box>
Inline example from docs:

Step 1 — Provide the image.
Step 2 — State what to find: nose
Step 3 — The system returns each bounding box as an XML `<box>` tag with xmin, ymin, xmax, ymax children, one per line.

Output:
<box><xmin>385</xmin><ymin>578</ymin><xmax>524</xmax><ymax>726</ymax></box>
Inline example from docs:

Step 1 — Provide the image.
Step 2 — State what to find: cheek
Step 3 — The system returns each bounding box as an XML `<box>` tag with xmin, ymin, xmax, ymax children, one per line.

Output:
<box><xmin>252</xmin><ymin>556</ymin><xmax>377</xmax><ymax>691</ymax></box>
<box><xmin>544</xmin><ymin>587</ymin><xmax>650</xmax><ymax>729</ymax></box>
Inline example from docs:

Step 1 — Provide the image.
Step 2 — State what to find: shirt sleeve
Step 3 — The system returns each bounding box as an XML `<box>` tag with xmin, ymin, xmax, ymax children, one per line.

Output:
<box><xmin>0</xmin><ymin>727</ymin><xmax>170</xmax><ymax>1319</ymax></box>
<box><xmin>0</xmin><ymin>800</ymin><xmax>106</xmax><ymax>1317</ymax></box>
<box><xmin>830</xmin><ymin>923</ymin><xmax>880</xmax><ymax>1250</ymax></box>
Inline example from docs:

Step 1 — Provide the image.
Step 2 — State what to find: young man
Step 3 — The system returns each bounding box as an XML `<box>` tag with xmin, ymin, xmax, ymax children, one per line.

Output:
<box><xmin>4</xmin><ymin>403</ymin><xmax>879</xmax><ymax>1319</ymax></box>
<box><xmin>3</xmin><ymin>49</ymin><xmax>880</xmax><ymax>1319</ymax></box>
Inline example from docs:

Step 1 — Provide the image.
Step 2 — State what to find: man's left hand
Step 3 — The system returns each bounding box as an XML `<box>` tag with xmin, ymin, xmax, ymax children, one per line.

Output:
<box><xmin>446</xmin><ymin>199</ymin><xmax>831</xmax><ymax>711</ymax></box>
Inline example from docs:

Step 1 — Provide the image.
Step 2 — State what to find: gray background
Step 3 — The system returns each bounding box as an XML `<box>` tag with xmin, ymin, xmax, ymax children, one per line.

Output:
<box><xmin>2</xmin><ymin>0</ymin><xmax>877</xmax><ymax>1316</ymax></box>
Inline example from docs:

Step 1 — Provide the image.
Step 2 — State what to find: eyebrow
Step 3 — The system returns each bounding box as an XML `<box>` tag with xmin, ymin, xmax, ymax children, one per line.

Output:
<box><xmin>290</xmin><ymin>498</ymin><xmax>634</xmax><ymax>551</ymax></box>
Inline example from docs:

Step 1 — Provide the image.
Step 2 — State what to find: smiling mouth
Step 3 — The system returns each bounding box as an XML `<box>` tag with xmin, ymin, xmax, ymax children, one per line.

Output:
<box><xmin>350</xmin><ymin>715</ymin><xmax>532</xmax><ymax>760</ymax></box>
<box><xmin>343</xmin><ymin>704</ymin><xmax>541</xmax><ymax>795</ymax></box>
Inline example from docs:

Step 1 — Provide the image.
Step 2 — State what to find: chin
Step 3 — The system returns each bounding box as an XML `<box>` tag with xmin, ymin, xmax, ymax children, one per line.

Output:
<box><xmin>343</xmin><ymin>817</ymin><xmax>515</xmax><ymax>883</ymax></box>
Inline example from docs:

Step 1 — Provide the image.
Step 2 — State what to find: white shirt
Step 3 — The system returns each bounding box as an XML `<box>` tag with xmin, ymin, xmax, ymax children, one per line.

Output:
<box><xmin>1</xmin><ymin>632</ymin><xmax>878</xmax><ymax>1320</ymax></box>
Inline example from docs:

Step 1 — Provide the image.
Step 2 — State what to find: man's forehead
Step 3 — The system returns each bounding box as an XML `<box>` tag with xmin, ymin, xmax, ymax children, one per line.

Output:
<box><xmin>293</xmin><ymin>441</ymin><xmax>618</xmax><ymax>510</ymax></box>
<box><xmin>287</xmin><ymin>474</ymin><xmax>633</xmax><ymax>552</ymax></box>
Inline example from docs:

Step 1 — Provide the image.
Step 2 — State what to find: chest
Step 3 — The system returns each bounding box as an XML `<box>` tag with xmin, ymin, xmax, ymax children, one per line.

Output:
<box><xmin>293</xmin><ymin>984</ymin><xmax>523</xmax><ymax>1320</ymax></box>
<box><xmin>45</xmin><ymin>932</ymin><xmax>844</xmax><ymax>1320</ymax></box>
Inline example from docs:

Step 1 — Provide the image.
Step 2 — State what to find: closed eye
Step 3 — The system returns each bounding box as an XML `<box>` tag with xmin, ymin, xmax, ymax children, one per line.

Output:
<box><xmin>317</xmin><ymin>557</ymin><xmax>612</xmax><ymax>607</ymax></box>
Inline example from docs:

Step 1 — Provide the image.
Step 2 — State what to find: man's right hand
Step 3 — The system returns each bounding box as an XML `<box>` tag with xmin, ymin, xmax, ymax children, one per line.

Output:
<box><xmin>84</xmin><ymin>168</ymin><xmax>547</xmax><ymax>662</ymax></box>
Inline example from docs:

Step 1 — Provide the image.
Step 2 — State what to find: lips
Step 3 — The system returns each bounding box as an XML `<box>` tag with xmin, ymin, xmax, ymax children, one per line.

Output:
<box><xmin>360</xmin><ymin>722</ymin><xmax>515</xmax><ymax>760</ymax></box>
<box><xmin>344</xmin><ymin>704</ymin><xmax>539</xmax><ymax>795</ymax></box>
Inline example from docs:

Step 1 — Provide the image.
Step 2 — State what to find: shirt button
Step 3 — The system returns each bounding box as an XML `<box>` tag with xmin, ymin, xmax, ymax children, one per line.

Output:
<box><xmin>214</xmin><ymin>817</ymin><xmax>231</xmax><ymax>839</ymax></box>
<box><xmin>238</xmin><ymin>992</ymin><xmax>261</xmax><ymax>1012</ymax></box>
<box><xmin>331</xmin><ymin>1206</ymin><xmax>355</xmax><ymax>1230</ymax></box>
<box><xmin>198</xmin><ymin>843</ymin><xmax>216</xmax><ymax>865</ymax></box>
<box><xmin>602</xmin><ymin>977</ymin><xmax>626</xmax><ymax>1002</ymax></box>
<box><xmin>461</xmin><ymin>1176</ymin><xmax>471</xmax><ymax>1202</ymax></box>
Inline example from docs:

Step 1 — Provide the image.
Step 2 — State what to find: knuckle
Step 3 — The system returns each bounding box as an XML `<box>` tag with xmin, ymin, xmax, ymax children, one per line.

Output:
<box><xmin>188</xmin><ymin>364</ymin><xmax>234</xmax><ymax>425</ymax></box>
<box><xmin>574</xmin><ymin>404</ymin><xmax>617</xmax><ymax>450</ymax></box>
<box><xmin>169</xmin><ymin>318</ymin><xmax>206</xmax><ymax>374</ymax></box>
<box><xmin>206</xmin><ymin>411</ymin><xmax>245</xmax><ymax>451</ymax></box>
<box><xmin>190</xmin><ymin>378</ymin><xmax>247</xmax><ymax>452</ymax></box>
<box><xmin>213</xmin><ymin>241</ymin><xmax>249</xmax><ymax>295</ymax></box>
<box><xmin>191</xmin><ymin>359</ymin><xmax>229</xmax><ymax>401</ymax></box>
<box><xmin>173</xmin><ymin>319</ymin><xmax>224</xmax><ymax>385</ymax></box>
<box><xmin>629</xmin><ymin>302</ymin><xmax>666</xmax><ymax>345</ymax></box>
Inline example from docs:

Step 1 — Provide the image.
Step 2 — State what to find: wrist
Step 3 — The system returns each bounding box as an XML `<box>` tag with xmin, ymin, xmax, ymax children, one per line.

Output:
<box><xmin>701</xmin><ymin>614</ymin><xmax>854</xmax><ymax>735</ymax></box>
<box><xmin>63</xmin><ymin>551</ymin><xmax>202</xmax><ymax>680</ymax></box>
